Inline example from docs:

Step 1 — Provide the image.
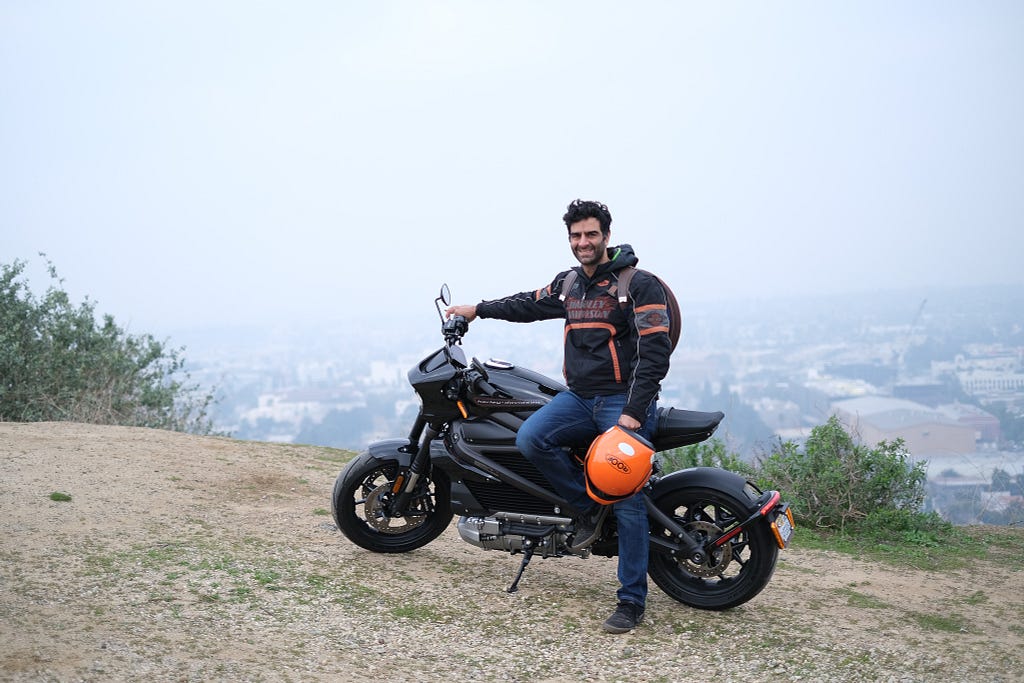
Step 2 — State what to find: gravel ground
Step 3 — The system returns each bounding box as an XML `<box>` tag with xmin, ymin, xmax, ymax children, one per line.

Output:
<box><xmin>1</xmin><ymin>422</ymin><xmax>1022</xmax><ymax>682</ymax></box>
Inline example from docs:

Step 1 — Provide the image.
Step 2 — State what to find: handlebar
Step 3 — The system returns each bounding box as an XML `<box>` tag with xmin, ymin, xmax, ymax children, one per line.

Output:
<box><xmin>443</xmin><ymin>315</ymin><xmax>469</xmax><ymax>345</ymax></box>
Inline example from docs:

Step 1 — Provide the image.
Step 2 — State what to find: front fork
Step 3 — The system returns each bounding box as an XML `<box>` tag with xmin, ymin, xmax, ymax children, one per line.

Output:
<box><xmin>388</xmin><ymin>418</ymin><xmax>440</xmax><ymax>517</ymax></box>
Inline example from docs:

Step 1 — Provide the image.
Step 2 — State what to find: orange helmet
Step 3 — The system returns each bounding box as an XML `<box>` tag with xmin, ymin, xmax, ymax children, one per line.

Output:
<box><xmin>583</xmin><ymin>425</ymin><xmax>655</xmax><ymax>505</ymax></box>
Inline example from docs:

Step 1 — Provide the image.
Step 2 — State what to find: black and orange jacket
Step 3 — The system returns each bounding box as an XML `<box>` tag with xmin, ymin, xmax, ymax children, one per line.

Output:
<box><xmin>474</xmin><ymin>244</ymin><xmax>671</xmax><ymax>422</ymax></box>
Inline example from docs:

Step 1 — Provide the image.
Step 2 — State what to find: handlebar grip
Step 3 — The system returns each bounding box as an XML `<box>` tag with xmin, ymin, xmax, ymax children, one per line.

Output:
<box><xmin>476</xmin><ymin>378</ymin><xmax>500</xmax><ymax>396</ymax></box>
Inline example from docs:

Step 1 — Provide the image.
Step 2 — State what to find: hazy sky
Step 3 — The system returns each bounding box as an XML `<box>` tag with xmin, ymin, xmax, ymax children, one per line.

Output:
<box><xmin>3</xmin><ymin>2</ymin><xmax>1022</xmax><ymax>337</ymax></box>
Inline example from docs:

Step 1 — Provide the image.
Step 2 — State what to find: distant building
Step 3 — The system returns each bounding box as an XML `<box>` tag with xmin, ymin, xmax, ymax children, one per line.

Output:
<box><xmin>932</xmin><ymin>345</ymin><xmax>1024</xmax><ymax>407</ymax></box>
<box><xmin>804</xmin><ymin>369</ymin><xmax>878</xmax><ymax>400</ymax></box>
<box><xmin>831</xmin><ymin>396</ymin><xmax>976</xmax><ymax>457</ymax></box>
<box><xmin>936</xmin><ymin>403</ymin><xmax>1001</xmax><ymax>443</ymax></box>
<box><xmin>892</xmin><ymin>381</ymin><xmax>953</xmax><ymax>407</ymax></box>
<box><xmin>956</xmin><ymin>369</ymin><xmax>1024</xmax><ymax>401</ymax></box>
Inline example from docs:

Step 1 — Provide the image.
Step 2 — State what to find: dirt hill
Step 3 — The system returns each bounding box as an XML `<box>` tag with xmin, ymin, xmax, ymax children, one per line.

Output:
<box><xmin>1</xmin><ymin>422</ymin><xmax>1021</xmax><ymax>682</ymax></box>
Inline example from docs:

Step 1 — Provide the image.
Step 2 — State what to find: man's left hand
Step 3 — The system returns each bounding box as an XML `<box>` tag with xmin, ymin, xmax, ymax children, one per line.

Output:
<box><xmin>618</xmin><ymin>415</ymin><xmax>641</xmax><ymax>431</ymax></box>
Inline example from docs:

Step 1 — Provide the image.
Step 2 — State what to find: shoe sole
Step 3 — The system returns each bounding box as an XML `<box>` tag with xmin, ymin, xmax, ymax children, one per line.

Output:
<box><xmin>601</xmin><ymin>615</ymin><xmax>644</xmax><ymax>634</ymax></box>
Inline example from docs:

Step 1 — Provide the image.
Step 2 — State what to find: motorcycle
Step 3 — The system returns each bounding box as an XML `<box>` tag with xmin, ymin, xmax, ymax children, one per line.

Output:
<box><xmin>332</xmin><ymin>285</ymin><xmax>794</xmax><ymax>610</ymax></box>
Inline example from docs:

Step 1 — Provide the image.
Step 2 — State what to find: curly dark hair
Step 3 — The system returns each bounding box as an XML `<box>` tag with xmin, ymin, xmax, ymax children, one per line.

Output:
<box><xmin>562</xmin><ymin>199</ymin><xmax>612</xmax><ymax>236</ymax></box>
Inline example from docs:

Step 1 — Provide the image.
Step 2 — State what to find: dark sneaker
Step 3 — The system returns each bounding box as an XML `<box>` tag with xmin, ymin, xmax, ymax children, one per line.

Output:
<box><xmin>568</xmin><ymin>506</ymin><xmax>609</xmax><ymax>552</ymax></box>
<box><xmin>602</xmin><ymin>601</ymin><xmax>645</xmax><ymax>634</ymax></box>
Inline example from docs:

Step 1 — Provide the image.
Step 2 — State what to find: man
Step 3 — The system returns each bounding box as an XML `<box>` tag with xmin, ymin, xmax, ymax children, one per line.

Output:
<box><xmin>445</xmin><ymin>199</ymin><xmax>672</xmax><ymax>634</ymax></box>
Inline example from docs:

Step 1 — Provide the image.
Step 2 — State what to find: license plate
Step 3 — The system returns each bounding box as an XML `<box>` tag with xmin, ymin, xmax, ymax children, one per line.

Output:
<box><xmin>771</xmin><ymin>505</ymin><xmax>795</xmax><ymax>549</ymax></box>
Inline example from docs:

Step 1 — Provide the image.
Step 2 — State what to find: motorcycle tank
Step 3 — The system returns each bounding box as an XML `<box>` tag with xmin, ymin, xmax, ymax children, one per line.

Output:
<box><xmin>481</xmin><ymin>358</ymin><xmax>566</xmax><ymax>405</ymax></box>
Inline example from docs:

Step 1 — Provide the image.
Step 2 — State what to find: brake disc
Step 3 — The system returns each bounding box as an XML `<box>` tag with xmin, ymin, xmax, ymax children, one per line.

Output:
<box><xmin>364</xmin><ymin>483</ymin><xmax>427</xmax><ymax>534</ymax></box>
<box><xmin>679</xmin><ymin>520</ymin><xmax>733</xmax><ymax>577</ymax></box>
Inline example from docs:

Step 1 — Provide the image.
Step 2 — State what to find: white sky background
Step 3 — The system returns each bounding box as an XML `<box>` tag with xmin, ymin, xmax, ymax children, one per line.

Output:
<box><xmin>2</xmin><ymin>2</ymin><xmax>1022</xmax><ymax>337</ymax></box>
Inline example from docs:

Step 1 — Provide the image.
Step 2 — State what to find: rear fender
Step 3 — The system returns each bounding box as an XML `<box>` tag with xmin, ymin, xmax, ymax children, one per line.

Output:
<box><xmin>650</xmin><ymin>466</ymin><xmax>763</xmax><ymax>512</ymax></box>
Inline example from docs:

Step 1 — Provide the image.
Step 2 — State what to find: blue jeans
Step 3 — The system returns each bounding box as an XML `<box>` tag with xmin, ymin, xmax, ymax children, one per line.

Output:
<box><xmin>516</xmin><ymin>391</ymin><xmax>657</xmax><ymax>608</ymax></box>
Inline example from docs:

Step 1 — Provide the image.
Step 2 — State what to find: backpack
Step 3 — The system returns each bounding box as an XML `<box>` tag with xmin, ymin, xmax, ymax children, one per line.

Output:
<box><xmin>559</xmin><ymin>266</ymin><xmax>682</xmax><ymax>352</ymax></box>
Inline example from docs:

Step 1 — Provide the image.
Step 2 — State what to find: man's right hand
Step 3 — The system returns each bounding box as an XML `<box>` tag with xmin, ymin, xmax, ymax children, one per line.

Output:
<box><xmin>444</xmin><ymin>304</ymin><xmax>478</xmax><ymax>322</ymax></box>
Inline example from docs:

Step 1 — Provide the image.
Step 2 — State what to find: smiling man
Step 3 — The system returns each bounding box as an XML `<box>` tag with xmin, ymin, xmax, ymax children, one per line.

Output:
<box><xmin>444</xmin><ymin>199</ymin><xmax>672</xmax><ymax>633</ymax></box>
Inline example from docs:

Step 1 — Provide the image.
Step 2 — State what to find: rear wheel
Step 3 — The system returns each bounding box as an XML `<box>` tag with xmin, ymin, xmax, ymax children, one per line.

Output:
<box><xmin>648</xmin><ymin>486</ymin><xmax>779</xmax><ymax>610</ymax></box>
<box><xmin>332</xmin><ymin>455</ymin><xmax>453</xmax><ymax>553</ymax></box>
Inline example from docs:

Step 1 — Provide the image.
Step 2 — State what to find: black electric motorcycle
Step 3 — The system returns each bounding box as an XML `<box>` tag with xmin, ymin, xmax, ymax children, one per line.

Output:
<box><xmin>332</xmin><ymin>286</ymin><xmax>794</xmax><ymax>610</ymax></box>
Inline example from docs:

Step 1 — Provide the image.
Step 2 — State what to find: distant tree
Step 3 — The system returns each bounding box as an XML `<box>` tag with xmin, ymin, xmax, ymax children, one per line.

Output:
<box><xmin>989</xmin><ymin>404</ymin><xmax>1024</xmax><ymax>446</ymax></box>
<box><xmin>698</xmin><ymin>377</ymin><xmax>775</xmax><ymax>458</ymax></box>
<box><xmin>991</xmin><ymin>468</ymin><xmax>1013</xmax><ymax>492</ymax></box>
<box><xmin>296</xmin><ymin>407</ymin><xmax>372</xmax><ymax>449</ymax></box>
<box><xmin>0</xmin><ymin>257</ymin><xmax>216</xmax><ymax>433</ymax></box>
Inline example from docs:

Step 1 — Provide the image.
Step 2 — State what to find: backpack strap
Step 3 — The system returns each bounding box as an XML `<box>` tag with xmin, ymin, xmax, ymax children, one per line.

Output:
<box><xmin>558</xmin><ymin>270</ymin><xmax>579</xmax><ymax>301</ymax></box>
<box><xmin>618</xmin><ymin>267</ymin><xmax>681</xmax><ymax>352</ymax></box>
<box><xmin>560</xmin><ymin>267</ymin><xmax>636</xmax><ymax>304</ymax></box>
<box><xmin>614</xmin><ymin>266</ymin><xmax>637</xmax><ymax>306</ymax></box>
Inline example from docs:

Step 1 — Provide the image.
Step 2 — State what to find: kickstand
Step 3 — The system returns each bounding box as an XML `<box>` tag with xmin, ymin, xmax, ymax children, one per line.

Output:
<box><xmin>506</xmin><ymin>540</ymin><xmax>536</xmax><ymax>593</ymax></box>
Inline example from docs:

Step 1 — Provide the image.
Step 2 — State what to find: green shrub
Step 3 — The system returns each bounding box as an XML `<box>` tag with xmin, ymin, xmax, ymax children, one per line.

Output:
<box><xmin>0</xmin><ymin>257</ymin><xmax>216</xmax><ymax>434</ymax></box>
<box><xmin>758</xmin><ymin>415</ymin><xmax>927</xmax><ymax>532</ymax></box>
<box><xmin>660</xmin><ymin>438</ymin><xmax>754</xmax><ymax>476</ymax></box>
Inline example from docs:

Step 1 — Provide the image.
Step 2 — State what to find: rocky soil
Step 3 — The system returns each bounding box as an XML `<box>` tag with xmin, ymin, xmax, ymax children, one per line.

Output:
<box><xmin>1</xmin><ymin>422</ymin><xmax>1022</xmax><ymax>682</ymax></box>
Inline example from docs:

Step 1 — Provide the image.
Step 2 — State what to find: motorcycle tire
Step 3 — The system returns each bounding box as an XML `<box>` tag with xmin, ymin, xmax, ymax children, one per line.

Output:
<box><xmin>648</xmin><ymin>485</ymin><xmax>779</xmax><ymax>610</ymax></box>
<box><xmin>332</xmin><ymin>455</ymin><xmax>453</xmax><ymax>553</ymax></box>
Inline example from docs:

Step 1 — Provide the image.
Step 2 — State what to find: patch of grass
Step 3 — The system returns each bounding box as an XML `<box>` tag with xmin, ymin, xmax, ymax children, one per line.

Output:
<box><xmin>960</xmin><ymin>590</ymin><xmax>989</xmax><ymax>606</ymax></box>
<box><xmin>791</xmin><ymin>525</ymin><xmax>989</xmax><ymax>571</ymax></box>
<box><xmin>910</xmin><ymin>610</ymin><xmax>970</xmax><ymax>633</ymax></box>
<box><xmin>48</xmin><ymin>491</ymin><xmax>72</xmax><ymax>502</ymax></box>
<box><xmin>838</xmin><ymin>653</ymin><xmax>873</xmax><ymax>667</ymax></box>
<box><xmin>312</xmin><ymin>447</ymin><xmax>356</xmax><ymax>464</ymax></box>
<box><xmin>306</xmin><ymin>574</ymin><xmax>331</xmax><ymax>590</ymax></box>
<box><xmin>975</xmin><ymin>525</ymin><xmax>1024</xmax><ymax>559</ymax></box>
<box><xmin>438</xmin><ymin>557</ymin><xmax>471</xmax><ymax>574</ymax></box>
<box><xmin>142</xmin><ymin>541</ymin><xmax>193</xmax><ymax>569</ymax></box>
<box><xmin>835</xmin><ymin>587</ymin><xmax>890</xmax><ymax>609</ymax></box>
<box><xmin>668</xmin><ymin>618</ymin><xmax>701</xmax><ymax>635</ymax></box>
<box><xmin>83</xmin><ymin>552</ymin><xmax>116</xmax><ymax>574</ymax></box>
<box><xmin>313</xmin><ymin>508</ymin><xmax>330</xmax><ymax>516</ymax></box>
<box><xmin>252</xmin><ymin>569</ymin><xmax>282</xmax><ymax>590</ymax></box>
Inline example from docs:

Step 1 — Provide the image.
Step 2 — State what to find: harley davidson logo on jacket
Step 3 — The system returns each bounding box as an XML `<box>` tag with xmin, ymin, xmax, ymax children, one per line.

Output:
<box><xmin>565</xmin><ymin>297</ymin><xmax>615</xmax><ymax>320</ymax></box>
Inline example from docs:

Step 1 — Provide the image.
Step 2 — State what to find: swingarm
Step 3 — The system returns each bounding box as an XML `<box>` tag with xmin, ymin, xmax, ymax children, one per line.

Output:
<box><xmin>645</xmin><ymin>488</ymin><xmax>795</xmax><ymax>563</ymax></box>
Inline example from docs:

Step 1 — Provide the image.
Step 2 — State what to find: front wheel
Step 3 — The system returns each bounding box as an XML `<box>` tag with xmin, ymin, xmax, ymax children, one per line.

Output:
<box><xmin>332</xmin><ymin>454</ymin><xmax>453</xmax><ymax>553</ymax></box>
<box><xmin>648</xmin><ymin>486</ymin><xmax>779</xmax><ymax>610</ymax></box>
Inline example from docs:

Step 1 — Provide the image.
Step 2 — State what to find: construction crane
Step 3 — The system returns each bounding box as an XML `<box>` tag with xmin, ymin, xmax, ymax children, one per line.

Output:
<box><xmin>896</xmin><ymin>298</ymin><xmax>928</xmax><ymax>373</ymax></box>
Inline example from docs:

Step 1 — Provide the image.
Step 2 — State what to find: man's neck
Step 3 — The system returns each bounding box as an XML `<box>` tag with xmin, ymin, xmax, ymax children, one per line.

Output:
<box><xmin>582</xmin><ymin>251</ymin><xmax>611</xmax><ymax>278</ymax></box>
